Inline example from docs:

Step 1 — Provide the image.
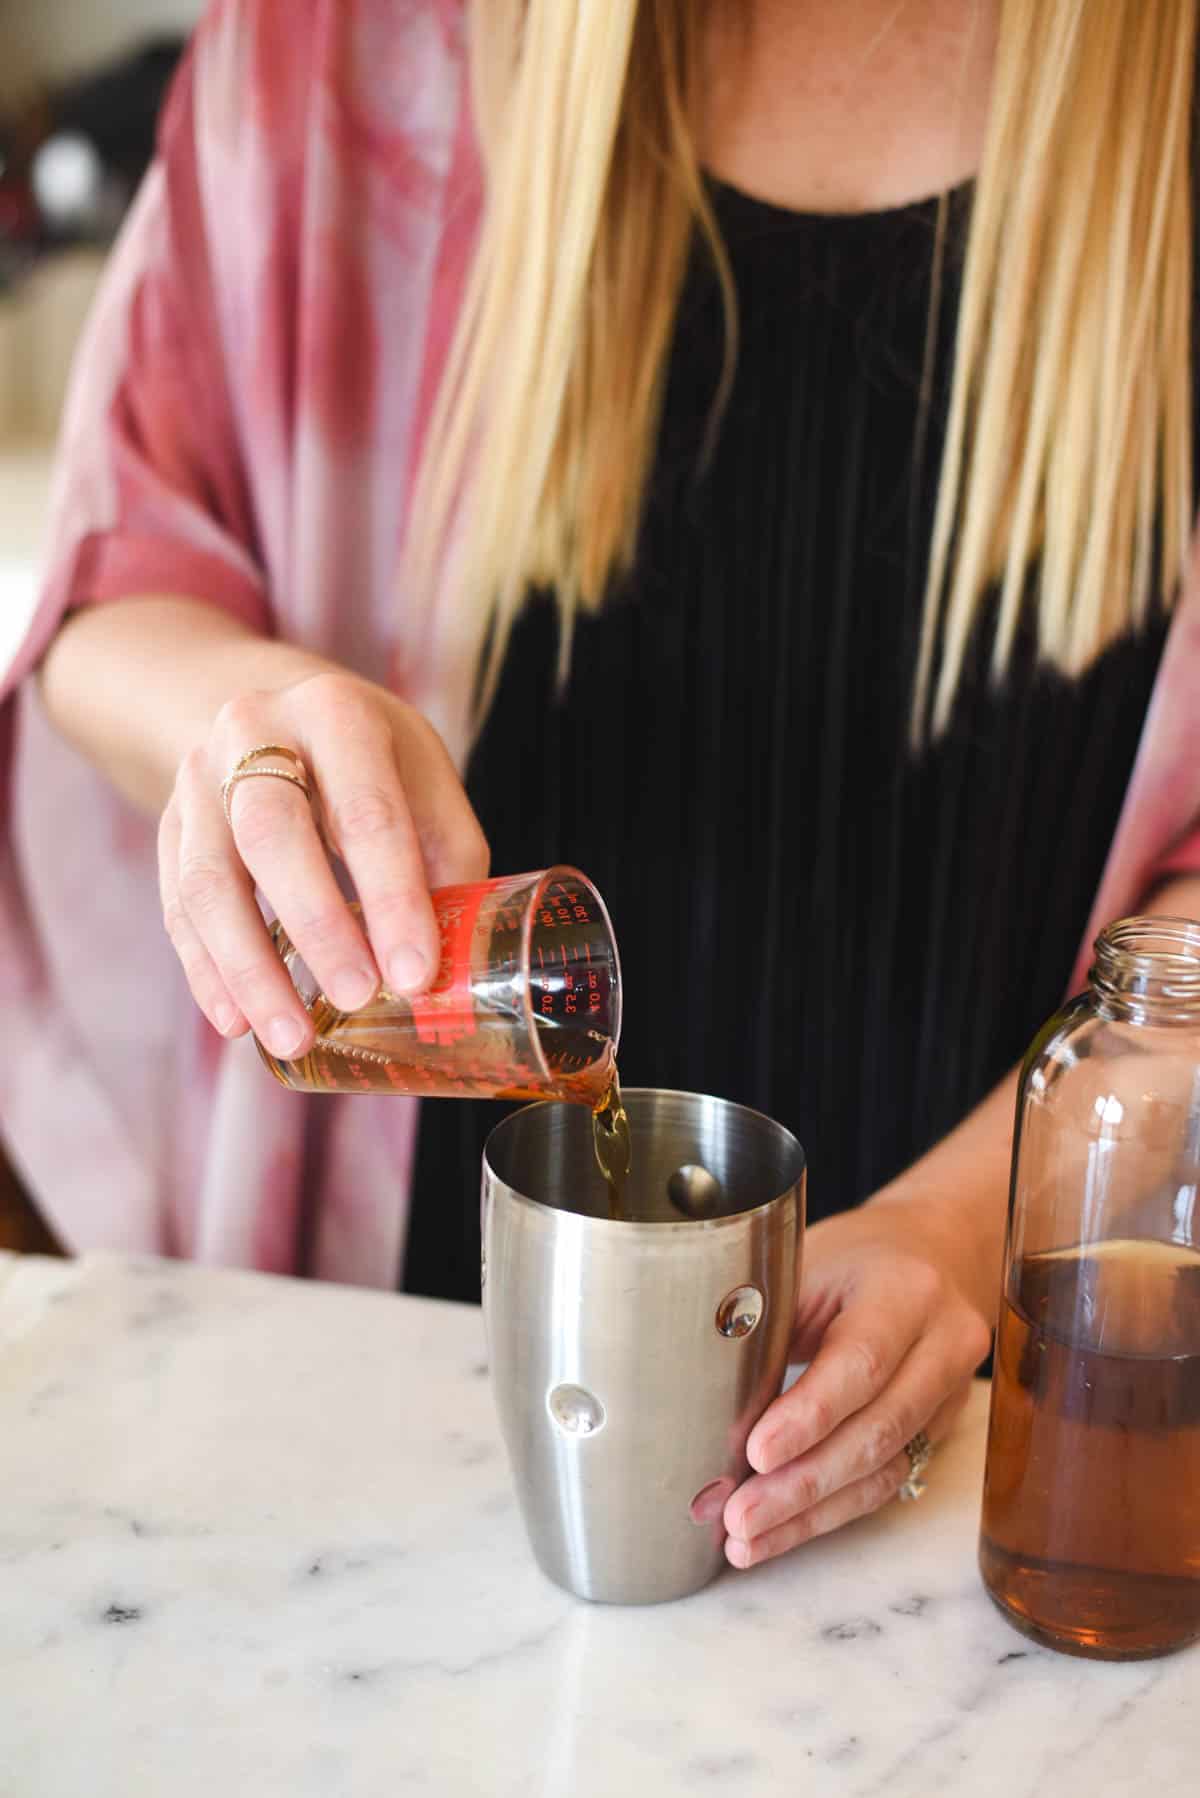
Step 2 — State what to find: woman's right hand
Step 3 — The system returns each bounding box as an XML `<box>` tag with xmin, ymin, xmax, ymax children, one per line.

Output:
<box><xmin>157</xmin><ymin>669</ymin><xmax>490</xmax><ymax>1057</ymax></box>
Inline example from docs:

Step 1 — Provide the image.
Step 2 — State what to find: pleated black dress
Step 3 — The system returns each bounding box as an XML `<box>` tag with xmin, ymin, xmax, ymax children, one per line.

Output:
<box><xmin>403</xmin><ymin>178</ymin><xmax>1169</xmax><ymax>1303</ymax></box>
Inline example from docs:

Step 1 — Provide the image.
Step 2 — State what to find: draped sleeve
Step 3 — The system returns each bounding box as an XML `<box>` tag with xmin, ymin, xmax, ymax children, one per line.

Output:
<box><xmin>0</xmin><ymin>0</ymin><xmax>481</xmax><ymax>1285</ymax></box>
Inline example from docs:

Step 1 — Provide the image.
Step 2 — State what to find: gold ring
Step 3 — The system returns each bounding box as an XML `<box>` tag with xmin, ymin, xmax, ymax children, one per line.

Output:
<box><xmin>221</xmin><ymin>745</ymin><xmax>312</xmax><ymax>829</ymax></box>
<box><xmin>229</xmin><ymin>744</ymin><xmax>307</xmax><ymax>776</ymax></box>
<box><xmin>897</xmin><ymin>1429</ymin><xmax>933</xmax><ymax>1503</ymax></box>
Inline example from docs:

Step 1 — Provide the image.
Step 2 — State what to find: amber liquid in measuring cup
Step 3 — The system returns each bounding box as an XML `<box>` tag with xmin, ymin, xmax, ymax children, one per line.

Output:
<box><xmin>258</xmin><ymin>868</ymin><xmax>634</xmax><ymax>1219</ymax></box>
<box><xmin>980</xmin><ymin>1239</ymin><xmax>1200</xmax><ymax>1658</ymax></box>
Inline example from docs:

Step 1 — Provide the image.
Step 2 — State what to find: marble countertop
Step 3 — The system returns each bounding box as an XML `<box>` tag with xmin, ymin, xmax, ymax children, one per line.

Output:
<box><xmin>0</xmin><ymin>1251</ymin><xmax>1194</xmax><ymax>1796</ymax></box>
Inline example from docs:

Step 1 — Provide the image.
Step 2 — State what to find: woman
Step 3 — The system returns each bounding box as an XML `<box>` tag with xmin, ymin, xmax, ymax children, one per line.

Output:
<box><xmin>5</xmin><ymin>0</ymin><xmax>1200</xmax><ymax>1572</ymax></box>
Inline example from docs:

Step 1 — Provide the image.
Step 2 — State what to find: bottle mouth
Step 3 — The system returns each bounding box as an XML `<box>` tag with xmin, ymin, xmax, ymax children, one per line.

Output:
<box><xmin>1092</xmin><ymin>915</ymin><xmax>1200</xmax><ymax>1016</ymax></box>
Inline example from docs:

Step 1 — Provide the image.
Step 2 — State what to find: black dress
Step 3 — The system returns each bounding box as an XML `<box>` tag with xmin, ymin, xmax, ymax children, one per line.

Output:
<box><xmin>403</xmin><ymin>179</ymin><xmax>1169</xmax><ymax>1303</ymax></box>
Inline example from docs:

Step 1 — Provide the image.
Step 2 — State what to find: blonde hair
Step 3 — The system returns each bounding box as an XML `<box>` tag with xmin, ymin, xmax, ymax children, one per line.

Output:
<box><xmin>408</xmin><ymin>0</ymin><xmax>1196</xmax><ymax>739</ymax></box>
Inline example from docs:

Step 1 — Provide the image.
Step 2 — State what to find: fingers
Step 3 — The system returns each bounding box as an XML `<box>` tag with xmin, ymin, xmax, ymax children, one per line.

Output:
<box><xmin>724</xmin><ymin>1263</ymin><xmax>990</xmax><ymax>1570</ymax></box>
<box><xmin>725</xmin><ymin>1389</ymin><xmax>968</xmax><ymax>1570</ymax></box>
<box><xmin>221</xmin><ymin>757</ymin><xmax>382</xmax><ymax>1017</ymax></box>
<box><xmin>173</xmin><ymin>748</ymin><xmax>316</xmax><ymax>1060</ymax></box>
<box><xmin>746</xmin><ymin>1270</ymin><xmax>925</xmax><ymax>1476</ymax></box>
<box><xmin>158</xmin><ymin>797</ymin><xmax>248</xmax><ymax>1039</ymax></box>
<box><xmin>163</xmin><ymin>674</ymin><xmax>491</xmax><ymax>1040</ymax></box>
<box><xmin>295</xmin><ymin>679</ymin><xmax>440</xmax><ymax>993</ymax></box>
<box><xmin>388</xmin><ymin>705</ymin><xmax>491</xmax><ymax>890</ymax></box>
<box><xmin>725</xmin><ymin>1313</ymin><xmax>981</xmax><ymax>1551</ymax></box>
<box><xmin>296</xmin><ymin>677</ymin><xmax>490</xmax><ymax>993</ymax></box>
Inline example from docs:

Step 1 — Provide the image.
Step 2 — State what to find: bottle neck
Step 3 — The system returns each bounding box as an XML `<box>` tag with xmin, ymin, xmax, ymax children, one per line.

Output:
<box><xmin>1089</xmin><ymin>916</ymin><xmax>1200</xmax><ymax>1024</ymax></box>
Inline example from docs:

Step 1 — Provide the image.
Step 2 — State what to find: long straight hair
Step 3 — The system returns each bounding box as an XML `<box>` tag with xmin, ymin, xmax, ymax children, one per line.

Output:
<box><xmin>407</xmin><ymin>0</ymin><xmax>1196</xmax><ymax>739</ymax></box>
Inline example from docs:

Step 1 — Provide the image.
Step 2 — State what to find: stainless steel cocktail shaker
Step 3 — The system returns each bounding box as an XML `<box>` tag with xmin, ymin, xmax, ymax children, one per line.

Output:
<box><xmin>482</xmin><ymin>1089</ymin><xmax>805</xmax><ymax>1604</ymax></box>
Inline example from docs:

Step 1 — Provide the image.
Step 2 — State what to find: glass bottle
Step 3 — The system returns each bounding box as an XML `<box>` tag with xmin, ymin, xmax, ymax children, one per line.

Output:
<box><xmin>979</xmin><ymin>917</ymin><xmax>1200</xmax><ymax>1659</ymax></box>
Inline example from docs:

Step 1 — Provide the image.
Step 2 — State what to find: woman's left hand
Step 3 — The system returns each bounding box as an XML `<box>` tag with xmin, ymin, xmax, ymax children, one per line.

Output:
<box><xmin>722</xmin><ymin>1198</ymin><xmax>994</xmax><ymax>1568</ymax></box>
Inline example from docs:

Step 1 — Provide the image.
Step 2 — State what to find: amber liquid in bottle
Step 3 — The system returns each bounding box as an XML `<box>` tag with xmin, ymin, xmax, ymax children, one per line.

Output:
<box><xmin>980</xmin><ymin>1239</ymin><xmax>1200</xmax><ymax>1659</ymax></box>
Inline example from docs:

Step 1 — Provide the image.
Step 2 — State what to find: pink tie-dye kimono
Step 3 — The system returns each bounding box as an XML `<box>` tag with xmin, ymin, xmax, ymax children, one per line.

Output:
<box><xmin>1</xmin><ymin>0</ymin><xmax>1198</xmax><ymax>1287</ymax></box>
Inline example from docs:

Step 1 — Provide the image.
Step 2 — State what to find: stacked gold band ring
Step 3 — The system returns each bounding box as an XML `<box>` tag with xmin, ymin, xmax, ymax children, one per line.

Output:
<box><xmin>221</xmin><ymin>744</ymin><xmax>312</xmax><ymax>829</ymax></box>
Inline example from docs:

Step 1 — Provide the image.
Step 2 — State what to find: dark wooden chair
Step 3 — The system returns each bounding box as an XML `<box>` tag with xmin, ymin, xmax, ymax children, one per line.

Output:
<box><xmin>0</xmin><ymin>1149</ymin><xmax>63</xmax><ymax>1255</ymax></box>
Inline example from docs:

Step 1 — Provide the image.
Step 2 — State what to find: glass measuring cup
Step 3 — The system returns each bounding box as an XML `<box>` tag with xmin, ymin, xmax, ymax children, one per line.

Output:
<box><xmin>257</xmin><ymin>867</ymin><xmax>622</xmax><ymax>1104</ymax></box>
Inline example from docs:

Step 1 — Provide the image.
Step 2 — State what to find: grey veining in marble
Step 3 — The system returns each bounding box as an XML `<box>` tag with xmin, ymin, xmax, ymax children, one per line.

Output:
<box><xmin>0</xmin><ymin>1251</ymin><xmax>1195</xmax><ymax>1796</ymax></box>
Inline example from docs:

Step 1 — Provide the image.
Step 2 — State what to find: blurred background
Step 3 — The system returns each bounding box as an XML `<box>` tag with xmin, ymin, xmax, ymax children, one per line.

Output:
<box><xmin>0</xmin><ymin>0</ymin><xmax>202</xmax><ymax>1249</ymax></box>
<box><xmin>0</xmin><ymin>0</ymin><xmax>200</xmax><ymax>439</ymax></box>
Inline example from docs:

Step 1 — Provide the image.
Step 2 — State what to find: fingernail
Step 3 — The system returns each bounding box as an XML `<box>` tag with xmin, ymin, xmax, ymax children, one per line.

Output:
<box><xmin>726</xmin><ymin>1538</ymin><xmax>752</xmax><ymax>1570</ymax></box>
<box><xmin>214</xmin><ymin>1000</ymin><xmax>239</xmax><ymax>1036</ymax></box>
<box><xmin>690</xmin><ymin>1477</ymin><xmax>736</xmax><ymax>1526</ymax></box>
<box><xmin>268</xmin><ymin>1015</ymin><xmax>306</xmax><ymax>1058</ymax></box>
<box><xmin>330</xmin><ymin>966</ymin><xmax>377</xmax><ymax>1012</ymax></box>
<box><xmin>387</xmin><ymin>946</ymin><xmax>429</xmax><ymax>993</ymax></box>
